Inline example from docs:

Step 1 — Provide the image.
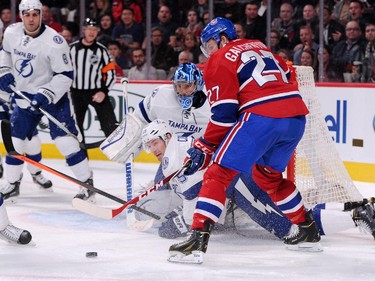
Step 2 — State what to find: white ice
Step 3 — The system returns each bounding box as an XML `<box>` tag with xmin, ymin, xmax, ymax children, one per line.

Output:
<box><xmin>1</xmin><ymin>159</ymin><xmax>374</xmax><ymax>281</ymax></box>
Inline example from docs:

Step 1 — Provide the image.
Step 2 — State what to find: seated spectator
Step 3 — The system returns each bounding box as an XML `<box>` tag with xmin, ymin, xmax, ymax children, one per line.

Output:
<box><xmin>242</xmin><ymin>1</ymin><xmax>266</xmax><ymax>43</ymax></box>
<box><xmin>361</xmin><ymin>22</ymin><xmax>375</xmax><ymax>82</ymax></box>
<box><xmin>90</xmin><ymin>0</ymin><xmax>112</xmax><ymax>22</ymax></box>
<box><xmin>0</xmin><ymin>7</ymin><xmax>11</xmax><ymax>31</ymax></box>
<box><xmin>272</xmin><ymin>2</ymin><xmax>297</xmax><ymax>50</ymax></box>
<box><xmin>277</xmin><ymin>48</ymin><xmax>293</xmax><ymax>64</ymax></box>
<box><xmin>61</xmin><ymin>25</ymin><xmax>74</xmax><ymax>45</ymax></box>
<box><xmin>332</xmin><ymin>0</ymin><xmax>351</xmax><ymax>27</ymax></box>
<box><xmin>128</xmin><ymin>48</ymin><xmax>157</xmax><ymax>80</ymax></box>
<box><xmin>108</xmin><ymin>40</ymin><xmax>130</xmax><ymax>77</ymax></box>
<box><xmin>150</xmin><ymin>26</ymin><xmax>176</xmax><ymax>71</ymax></box>
<box><xmin>152</xmin><ymin>5</ymin><xmax>179</xmax><ymax>45</ymax></box>
<box><xmin>270</xmin><ymin>29</ymin><xmax>282</xmax><ymax>53</ymax></box>
<box><xmin>167</xmin><ymin>50</ymin><xmax>193</xmax><ymax>80</ymax></box>
<box><xmin>293</xmin><ymin>25</ymin><xmax>319</xmax><ymax>65</ymax></box>
<box><xmin>182</xmin><ymin>32</ymin><xmax>202</xmax><ymax>64</ymax></box>
<box><xmin>97</xmin><ymin>12</ymin><xmax>115</xmax><ymax>47</ymax></box>
<box><xmin>234</xmin><ymin>23</ymin><xmax>246</xmax><ymax>39</ymax></box>
<box><xmin>321</xmin><ymin>5</ymin><xmax>345</xmax><ymax>49</ymax></box>
<box><xmin>317</xmin><ymin>45</ymin><xmax>343</xmax><ymax>82</ymax></box>
<box><xmin>42</xmin><ymin>4</ymin><xmax>62</xmax><ymax>33</ymax></box>
<box><xmin>112</xmin><ymin>7</ymin><xmax>144</xmax><ymax>64</ymax></box>
<box><xmin>194</xmin><ymin>0</ymin><xmax>209</xmax><ymax>21</ymax></box>
<box><xmin>332</xmin><ymin>20</ymin><xmax>366</xmax><ymax>82</ymax></box>
<box><xmin>185</xmin><ymin>8</ymin><xmax>204</xmax><ymax>38</ymax></box>
<box><xmin>196</xmin><ymin>53</ymin><xmax>208</xmax><ymax>72</ymax></box>
<box><xmin>292</xmin><ymin>3</ymin><xmax>319</xmax><ymax>47</ymax></box>
<box><xmin>112</xmin><ymin>0</ymin><xmax>143</xmax><ymax>25</ymax></box>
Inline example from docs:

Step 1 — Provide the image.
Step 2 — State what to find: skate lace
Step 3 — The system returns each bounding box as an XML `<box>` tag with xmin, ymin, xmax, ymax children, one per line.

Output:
<box><xmin>0</xmin><ymin>225</ymin><xmax>23</xmax><ymax>242</ymax></box>
<box><xmin>285</xmin><ymin>224</ymin><xmax>300</xmax><ymax>239</ymax></box>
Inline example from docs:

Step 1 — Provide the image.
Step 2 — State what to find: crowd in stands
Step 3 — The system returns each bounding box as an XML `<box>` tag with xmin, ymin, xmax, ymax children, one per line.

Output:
<box><xmin>1</xmin><ymin>0</ymin><xmax>375</xmax><ymax>82</ymax></box>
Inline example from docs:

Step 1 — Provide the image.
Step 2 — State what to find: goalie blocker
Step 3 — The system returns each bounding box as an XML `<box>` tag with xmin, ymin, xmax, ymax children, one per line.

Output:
<box><xmin>100</xmin><ymin>113</ymin><xmax>144</xmax><ymax>163</ymax></box>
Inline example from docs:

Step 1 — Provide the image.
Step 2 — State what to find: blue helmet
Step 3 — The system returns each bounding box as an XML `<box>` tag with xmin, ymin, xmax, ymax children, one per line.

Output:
<box><xmin>173</xmin><ymin>63</ymin><xmax>204</xmax><ymax>110</ymax></box>
<box><xmin>200</xmin><ymin>17</ymin><xmax>237</xmax><ymax>57</ymax></box>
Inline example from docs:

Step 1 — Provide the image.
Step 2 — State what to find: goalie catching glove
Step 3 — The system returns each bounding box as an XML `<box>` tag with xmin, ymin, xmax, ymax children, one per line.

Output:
<box><xmin>184</xmin><ymin>137</ymin><xmax>217</xmax><ymax>175</ymax></box>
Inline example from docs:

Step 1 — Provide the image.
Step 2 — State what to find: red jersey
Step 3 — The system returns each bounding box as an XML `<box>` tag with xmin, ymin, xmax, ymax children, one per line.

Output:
<box><xmin>202</xmin><ymin>39</ymin><xmax>309</xmax><ymax>146</ymax></box>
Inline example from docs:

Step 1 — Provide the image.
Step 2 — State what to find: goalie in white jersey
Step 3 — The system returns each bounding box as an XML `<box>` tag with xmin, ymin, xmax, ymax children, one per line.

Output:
<box><xmin>0</xmin><ymin>0</ymin><xmax>93</xmax><ymax>200</ymax></box>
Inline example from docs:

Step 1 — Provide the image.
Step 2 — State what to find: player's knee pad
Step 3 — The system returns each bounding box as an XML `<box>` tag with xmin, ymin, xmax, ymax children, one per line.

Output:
<box><xmin>252</xmin><ymin>164</ymin><xmax>283</xmax><ymax>195</ymax></box>
<box><xmin>55</xmin><ymin>135</ymin><xmax>81</xmax><ymax>157</ymax></box>
<box><xmin>24</xmin><ymin>135</ymin><xmax>42</xmax><ymax>156</ymax></box>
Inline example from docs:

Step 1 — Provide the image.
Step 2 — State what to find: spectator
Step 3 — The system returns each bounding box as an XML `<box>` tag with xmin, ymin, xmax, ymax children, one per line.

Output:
<box><xmin>270</xmin><ymin>29</ymin><xmax>282</xmax><ymax>53</ymax></box>
<box><xmin>332</xmin><ymin>0</ymin><xmax>351</xmax><ymax>27</ymax></box>
<box><xmin>317</xmin><ymin>45</ymin><xmax>343</xmax><ymax>82</ymax></box>
<box><xmin>70</xmin><ymin>18</ymin><xmax>118</xmax><ymax>147</ymax></box>
<box><xmin>272</xmin><ymin>2</ymin><xmax>297</xmax><ymax>50</ymax></box>
<box><xmin>277</xmin><ymin>48</ymin><xmax>292</xmax><ymax>63</ymax></box>
<box><xmin>332</xmin><ymin>20</ymin><xmax>366</xmax><ymax>82</ymax></box>
<box><xmin>292</xmin><ymin>3</ymin><xmax>319</xmax><ymax>47</ymax></box>
<box><xmin>215</xmin><ymin>0</ymin><xmax>242</xmax><ymax>23</ymax></box>
<box><xmin>112</xmin><ymin>7</ymin><xmax>144</xmax><ymax>64</ymax></box>
<box><xmin>202</xmin><ymin>11</ymin><xmax>210</xmax><ymax>26</ymax></box>
<box><xmin>167</xmin><ymin>50</ymin><xmax>193</xmax><ymax>80</ymax></box>
<box><xmin>298</xmin><ymin>49</ymin><xmax>317</xmax><ymax>74</ymax></box>
<box><xmin>128</xmin><ymin>48</ymin><xmax>157</xmax><ymax>80</ymax></box>
<box><xmin>182</xmin><ymin>31</ymin><xmax>202</xmax><ymax>64</ymax></box>
<box><xmin>242</xmin><ymin>1</ymin><xmax>266</xmax><ymax>43</ymax></box>
<box><xmin>108</xmin><ymin>40</ymin><xmax>129</xmax><ymax>77</ymax></box>
<box><xmin>293</xmin><ymin>25</ymin><xmax>319</xmax><ymax>65</ymax></box>
<box><xmin>234</xmin><ymin>23</ymin><xmax>246</xmax><ymax>39</ymax></box>
<box><xmin>61</xmin><ymin>25</ymin><xmax>74</xmax><ymax>45</ymax></box>
<box><xmin>42</xmin><ymin>4</ymin><xmax>62</xmax><ymax>33</ymax></box>
<box><xmin>194</xmin><ymin>0</ymin><xmax>209</xmax><ymax>21</ymax></box>
<box><xmin>150</xmin><ymin>26</ymin><xmax>175</xmax><ymax>71</ymax></box>
<box><xmin>152</xmin><ymin>5</ymin><xmax>179</xmax><ymax>45</ymax></box>
<box><xmin>112</xmin><ymin>0</ymin><xmax>144</xmax><ymax>25</ymax></box>
<box><xmin>0</xmin><ymin>7</ymin><xmax>11</xmax><ymax>31</ymax></box>
<box><xmin>90</xmin><ymin>0</ymin><xmax>112</xmax><ymax>22</ymax></box>
<box><xmin>348</xmin><ymin>0</ymin><xmax>369</xmax><ymax>35</ymax></box>
<box><xmin>97</xmin><ymin>12</ymin><xmax>115</xmax><ymax>47</ymax></box>
<box><xmin>321</xmin><ymin>5</ymin><xmax>345</xmax><ymax>49</ymax></box>
<box><xmin>361</xmin><ymin>22</ymin><xmax>375</xmax><ymax>82</ymax></box>
<box><xmin>185</xmin><ymin>9</ymin><xmax>204</xmax><ymax>38</ymax></box>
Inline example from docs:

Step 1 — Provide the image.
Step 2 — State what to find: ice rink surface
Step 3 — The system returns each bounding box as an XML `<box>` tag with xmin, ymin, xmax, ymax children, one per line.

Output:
<box><xmin>1</xmin><ymin>159</ymin><xmax>374</xmax><ymax>281</ymax></box>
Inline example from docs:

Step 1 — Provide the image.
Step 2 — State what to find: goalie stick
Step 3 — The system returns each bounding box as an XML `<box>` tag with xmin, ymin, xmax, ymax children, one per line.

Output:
<box><xmin>0</xmin><ymin>120</ymin><xmax>160</xmax><ymax>220</ymax></box>
<box><xmin>72</xmin><ymin>161</ymin><xmax>191</xmax><ymax>220</ymax></box>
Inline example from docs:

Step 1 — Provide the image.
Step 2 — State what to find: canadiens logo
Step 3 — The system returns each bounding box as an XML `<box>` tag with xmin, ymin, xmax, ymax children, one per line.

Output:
<box><xmin>15</xmin><ymin>59</ymin><xmax>33</xmax><ymax>78</ymax></box>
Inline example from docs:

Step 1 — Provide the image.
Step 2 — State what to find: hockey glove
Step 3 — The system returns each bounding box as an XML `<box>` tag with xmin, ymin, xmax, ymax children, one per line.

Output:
<box><xmin>184</xmin><ymin>137</ymin><xmax>216</xmax><ymax>176</ymax></box>
<box><xmin>0</xmin><ymin>71</ymin><xmax>15</xmax><ymax>94</ymax></box>
<box><xmin>27</xmin><ymin>93</ymin><xmax>49</xmax><ymax>115</ymax></box>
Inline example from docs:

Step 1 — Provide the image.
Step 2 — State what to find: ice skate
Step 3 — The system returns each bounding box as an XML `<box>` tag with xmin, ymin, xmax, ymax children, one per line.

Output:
<box><xmin>0</xmin><ymin>174</ymin><xmax>22</xmax><ymax>200</ymax></box>
<box><xmin>31</xmin><ymin>171</ymin><xmax>53</xmax><ymax>190</ymax></box>
<box><xmin>352</xmin><ymin>203</ymin><xmax>375</xmax><ymax>239</ymax></box>
<box><xmin>74</xmin><ymin>177</ymin><xmax>96</xmax><ymax>203</ymax></box>
<box><xmin>283</xmin><ymin>210</ymin><xmax>323</xmax><ymax>252</ymax></box>
<box><xmin>0</xmin><ymin>224</ymin><xmax>32</xmax><ymax>245</ymax></box>
<box><xmin>0</xmin><ymin>159</ymin><xmax>3</xmax><ymax>179</ymax></box>
<box><xmin>168</xmin><ymin>221</ymin><xmax>213</xmax><ymax>264</ymax></box>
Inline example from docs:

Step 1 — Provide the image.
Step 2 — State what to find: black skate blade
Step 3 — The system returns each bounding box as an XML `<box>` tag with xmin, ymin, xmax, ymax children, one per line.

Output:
<box><xmin>168</xmin><ymin>250</ymin><xmax>204</xmax><ymax>264</ymax></box>
<box><xmin>286</xmin><ymin>242</ymin><xmax>323</xmax><ymax>252</ymax></box>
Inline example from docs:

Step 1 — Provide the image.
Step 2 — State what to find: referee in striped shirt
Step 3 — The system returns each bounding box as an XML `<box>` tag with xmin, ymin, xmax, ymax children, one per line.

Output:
<box><xmin>70</xmin><ymin>18</ymin><xmax>118</xmax><ymax>146</ymax></box>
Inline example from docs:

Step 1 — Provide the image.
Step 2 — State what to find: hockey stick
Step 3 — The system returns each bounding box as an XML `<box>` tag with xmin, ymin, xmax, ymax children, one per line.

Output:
<box><xmin>0</xmin><ymin>120</ymin><xmax>160</xmax><ymax>220</ymax></box>
<box><xmin>9</xmin><ymin>85</ymin><xmax>83</xmax><ymax>143</ymax></box>
<box><xmin>72</xmin><ymin>161</ymin><xmax>191</xmax><ymax>220</ymax></box>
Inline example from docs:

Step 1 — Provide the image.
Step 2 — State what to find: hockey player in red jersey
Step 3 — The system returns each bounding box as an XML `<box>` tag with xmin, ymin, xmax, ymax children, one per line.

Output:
<box><xmin>168</xmin><ymin>17</ymin><xmax>322</xmax><ymax>264</ymax></box>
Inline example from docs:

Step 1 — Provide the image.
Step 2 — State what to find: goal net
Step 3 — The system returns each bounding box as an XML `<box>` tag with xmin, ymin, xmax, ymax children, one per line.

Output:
<box><xmin>287</xmin><ymin>66</ymin><xmax>363</xmax><ymax>208</ymax></box>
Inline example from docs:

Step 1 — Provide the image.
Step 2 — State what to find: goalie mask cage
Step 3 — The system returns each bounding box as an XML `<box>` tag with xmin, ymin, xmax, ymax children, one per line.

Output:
<box><xmin>286</xmin><ymin>66</ymin><xmax>362</xmax><ymax>208</ymax></box>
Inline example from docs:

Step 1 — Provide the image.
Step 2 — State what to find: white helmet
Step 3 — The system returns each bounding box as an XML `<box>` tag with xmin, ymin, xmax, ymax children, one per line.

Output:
<box><xmin>19</xmin><ymin>0</ymin><xmax>43</xmax><ymax>35</ymax></box>
<box><xmin>141</xmin><ymin>119</ymin><xmax>171</xmax><ymax>153</ymax></box>
<box><xmin>19</xmin><ymin>0</ymin><xmax>43</xmax><ymax>16</ymax></box>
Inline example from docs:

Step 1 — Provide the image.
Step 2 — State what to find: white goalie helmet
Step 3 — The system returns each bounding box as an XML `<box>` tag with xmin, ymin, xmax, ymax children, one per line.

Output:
<box><xmin>141</xmin><ymin>119</ymin><xmax>171</xmax><ymax>153</ymax></box>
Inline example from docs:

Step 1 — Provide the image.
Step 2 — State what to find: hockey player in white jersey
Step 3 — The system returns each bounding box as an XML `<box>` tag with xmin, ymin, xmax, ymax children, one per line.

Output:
<box><xmin>0</xmin><ymin>90</ymin><xmax>52</xmax><ymax>199</ymax></box>
<box><xmin>0</xmin><ymin>193</ymin><xmax>32</xmax><ymax>245</ymax></box>
<box><xmin>138</xmin><ymin>119</ymin><xmax>375</xmax><ymax>242</ymax></box>
<box><xmin>0</xmin><ymin>0</ymin><xmax>93</xmax><ymax>201</ymax></box>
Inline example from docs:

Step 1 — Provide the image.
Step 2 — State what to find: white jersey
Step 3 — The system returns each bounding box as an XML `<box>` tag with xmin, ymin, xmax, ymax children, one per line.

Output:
<box><xmin>0</xmin><ymin>23</ymin><xmax>73</xmax><ymax>109</ymax></box>
<box><xmin>135</xmin><ymin>84</ymin><xmax>211</xmax><ymax>139</ymax></box>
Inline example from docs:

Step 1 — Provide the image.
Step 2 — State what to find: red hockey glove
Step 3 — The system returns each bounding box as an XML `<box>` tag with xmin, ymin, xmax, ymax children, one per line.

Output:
<box><xmin>184</xmin><ymin>137</ymin><xmax>217</xmax><ymax>175</ymax></box>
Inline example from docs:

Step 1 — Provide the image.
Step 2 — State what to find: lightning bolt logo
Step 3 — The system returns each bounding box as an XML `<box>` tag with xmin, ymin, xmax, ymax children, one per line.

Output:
<box><xmin>15</xmin><ymin>59</ymin><xmax>33</xmax><ymax>78</ymax></box>
<box><xmin>235</xmin><ymin>178</ymin><xmax>283</xmax><ymax>217</ymax></box>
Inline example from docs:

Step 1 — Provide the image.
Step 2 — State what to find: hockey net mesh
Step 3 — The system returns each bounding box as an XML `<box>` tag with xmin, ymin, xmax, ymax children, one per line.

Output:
<box><xmin>290</xmin><ymin>66</ymin><xmax>362</xmax><ymax>208</ymax></box>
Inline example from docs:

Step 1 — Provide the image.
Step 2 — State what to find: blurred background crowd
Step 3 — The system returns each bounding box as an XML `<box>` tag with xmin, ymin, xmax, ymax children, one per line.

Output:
<box><xmin>1</xmin><ymin>0</ymin><xmax>375</xmax><ymax>83</ymax></box>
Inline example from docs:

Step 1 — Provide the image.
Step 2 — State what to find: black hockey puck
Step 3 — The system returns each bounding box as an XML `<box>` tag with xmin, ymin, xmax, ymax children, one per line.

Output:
<box><xmin>85</xmin><ymin>252</ymin><xmax>98</xmax><ymax>258</ymax></box>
